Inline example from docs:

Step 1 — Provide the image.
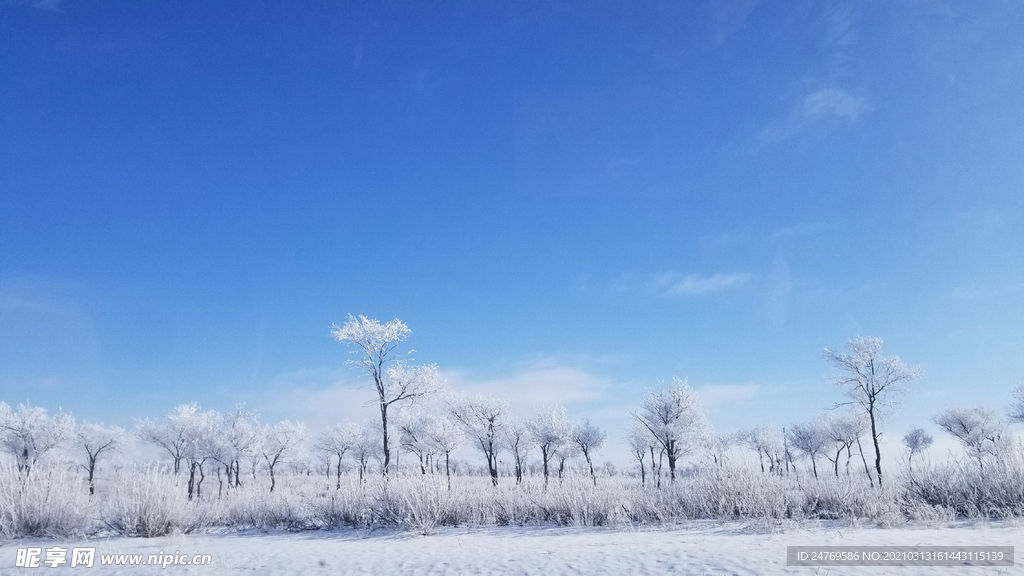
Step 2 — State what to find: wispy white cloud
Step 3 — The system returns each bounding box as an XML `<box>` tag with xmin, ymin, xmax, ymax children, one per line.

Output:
<box><xmin>801</xmin><ymin>88</ymin><xmax>867</xmax><ymax>121</ymax></box>
<box><xmin>757</xmin><ymin>88</ymin><xmax>869</xmax><ymax>145</ymax></box>
<box><xmin>32</xmin><ymin>0</ymin><xmax>65</xmax><ymax>13</ymax></box>
<box><xmin>442</xmin><ymin>363</ymin><xmax>609</xmax><ymax>415</ymax></box>
<box><xmin>254</xmin><ymin>367</ymin><xmax>374</xmax><ymax>430</ymax></box>
<box><xmin>255</xmin><ymin>357</ymin><xmax>614</xmax><ymax>431</ymax></box>
<box><xmin>654</xmin><ymin>272</ymin><xmax>753</xmax><ymax>296</ymax></box>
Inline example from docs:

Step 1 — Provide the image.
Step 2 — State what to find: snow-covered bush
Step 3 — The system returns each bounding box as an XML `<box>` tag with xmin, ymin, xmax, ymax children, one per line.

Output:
<box><xmin>101</xmin><ymin>467</ymin><xmax>189</xmax><ymax>537</ymax></box>
<box><xmin>902</xmin><ymin>446</ymin><xmax>1024</xmax><ymax>518</ymax></box>
<box><xmin>0</xmin><ymin>463</ymin><xmax>91</xmax><ymax>539</ymax></box>
<box><xmin>370</xmin><ymin>476</ymin><xmax>456</xmax><ymax>534</ymax></box>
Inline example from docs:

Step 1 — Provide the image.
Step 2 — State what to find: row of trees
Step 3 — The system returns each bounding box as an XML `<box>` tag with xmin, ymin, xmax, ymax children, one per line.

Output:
<box><xmin>331</xmin><ymin>315</ymin><xmax>608</xmax><ymax>487</ymax></box>
<box><xmin>334</xmin><ymin>316</ymin><xmax>1024</xmax><ymax>488</ymax></box>
<box><xmin>0</xmin><ymin>402</ymin><xmax>123</xmax><ymax>494</ymax></box>
<box><xmin>4</xmin><ymin>316</ymin><xmax>1022</xmax><ymax>495</ymax></box>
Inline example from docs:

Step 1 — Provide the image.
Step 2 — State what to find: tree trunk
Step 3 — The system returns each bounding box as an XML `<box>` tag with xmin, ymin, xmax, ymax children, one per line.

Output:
<box><xmin>380</xmin><ymin>401</ymin><xmax>391</xmax><ymax>476</ymax></box>
<box><xmin>667</xmin><ymin>441</ymin><xmax>677</xmax><ymax>482</ymax></box>
<box><xmin>868</xmin><ymin>401</ymin><xmax>883</xmax><ymax>486</ymax></box>
<box><xmin>856</xmin><ymin>436</ymin><xmax>874</xmax><ymax>486</ymax></box>
<box><xmin>87</xmin><ymin>457</ymin><xmax>97</xmax><ymax>496</ymax></box>
<box><xmin>445</xmin><ymin>452</ymin><xmax>451</xmax><ymax>491</ymax></box>
<box><xmin>487</xmin><ymin>448</ymin><xmax>498</xmax><ymax>486</ymax></box>
<box><xmin>542</xmin><ymin>446</ymin><xmax>550</xmax><ymax>487</ymax></box>
<box><xmin>187</xmin><ymin>462</ymin><xmax>196</xmax><ymax>500</ymax></box>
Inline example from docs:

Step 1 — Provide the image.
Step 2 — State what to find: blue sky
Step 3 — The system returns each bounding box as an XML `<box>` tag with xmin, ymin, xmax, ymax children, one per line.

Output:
<box><xmin>2</xmin><ymin>1</ymin><xmax>1023</xmax><ymax>463</ymax></box>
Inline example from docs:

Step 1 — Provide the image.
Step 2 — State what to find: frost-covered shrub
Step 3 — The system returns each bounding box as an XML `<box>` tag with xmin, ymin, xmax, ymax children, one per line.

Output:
<box><xmin>101</xmin><ymin>467</ymin><xmax>186</xmax><ymax>537</ymax></box>
<box><xmin>301</xmin><ymin>476</ymin><xmax>371</xmax><ymax>529</ymax></box>
<box><xmin>218</xmin><ymin>484</ymin><xmax>310</xmax><ymax>531</ymax></box>
<box><xmin>370</xmin><ymin>476</ymin><xmax>457</xmax><ymax>534</ymax></box>
<box><xmin>902</xmin><ymin>448</ymin><xmax>1024</xmax><ymax>519</ymax></box>
<box><xmin>0</xmin><ymin>463</ymin><xmax>91</xmax><ymax>539</ymax></box>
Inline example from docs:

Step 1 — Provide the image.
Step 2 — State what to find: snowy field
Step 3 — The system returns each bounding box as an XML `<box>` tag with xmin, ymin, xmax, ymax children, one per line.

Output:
<box><xmin>4</xmin><ymin>521</ymin><xmax>1022</xmax><ymax>575</ymax></box>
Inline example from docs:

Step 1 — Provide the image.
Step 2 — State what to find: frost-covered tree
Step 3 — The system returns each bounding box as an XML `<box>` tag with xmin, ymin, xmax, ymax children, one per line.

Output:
<box><xmin>398</xmin><ymin>412</ymin><xmax>434</xmax><ymax>475</ymax></box>
<box><xmin>556</xmin><ymin>442</ymin><xmax>579</xmax><ymax>481</ymax></box>
<box><xmin>787</xmin><ymin>419</ymin><xmax>830</xmax><ymax>479</ymax></box>
<box><xmin>627</xmin><ymin>423</ymin><xmax>652</xmax><ymax>486</ymax></box>
<box><xmin>259</xmin><ymin>420</ymin><xmax>307</xmax><ymax>492</ymax></box>
<box><xmin>351</xmin><ymin>423</ymin><xmax>380</xmax><ymax>483</ymax></box>
<box><xmin>932</xmin><ymin>406</ymin><xmax>1006</xmax><ymax>473</ymax></box>
<box><xmin>821</xmin><ymin>413</ymin><xmax>867</xmax><ymax>478</ymax></box>
<box><xmin>633</xmin><ymin>378</ymin><xmax>709</xmax><ymax>481</ymax></box>
<box><xmin>74</xmin><ymin>422</ymin><xmax>128</xmax><ymax>495</ymax></box>
<box><xmin>502</xmin><ymin>418</ymin><xmax>534</xmax><ymax>485</ymax></box>
<box><xmin>315</xmin><ymin>421</ymin><xmax>360</xmax><ymax>489</ymax></box>
<box><xmin>450</xmin><ymin>394</ymin><xmax>508</xmax><ymax>486</ymax></box>
<box><xmin>425</xmin><ymin>411</ymin><xmax>464</xmax><ymax>489</ymax></box>
<box><xmin>137</xmin><ymin>403</ymin><xmax>221</xmax><ymax>499</ymax></box>
<box><xmin>1008</xmin><ymin>382</ymin><xmax>1024</xmax><ymax>424</ymax></box>
<box><xmin>332</xmin><ymin>315</ymin><xmax>442</xmax><ymax>476</ymax></box>
<box><xmin>570</xmin><ymin>419</ymin><xmax>606</xmax><ymax>486</ymax></box>
<box><xmin>823</xmin><ymin>336</ymin><xmax>921</xmax><ymax>486</ymax></box>
<box><xmin>742</xmin><ymin>425</ymin><xmax>784</xmax><ymax>475</ymax></box>
<box><xmin>179</xmin><ymin>408</ymin><xmax>222</xmax><ymax>500</ymax></box>
<box><xmin>902</xmin><ymin>427</ymin><xmax>933</xmax><ymax>471</ymax></box>
<box><xmin>215</xmin><ymin>407</ymin><xmax>260</xmax><ymax>489</ymax></box>
<box><xmin>0</xmin><ymin>402</ymin><xmax>74</xmax><ymax>476</ymax></box>
<box><xmin>136</xmin><ymin>403</ymin><xmax>206</xmax><ymax>476</ymax></box>
<box><xmin>704</xmin><ymin>430</ymin><xmax>738</xmax><ymax>469</ymax></box>
<box><xmin>527</xmin><ymin>406</ymin><xmax>570</xmax><ymax>487</ymax></box>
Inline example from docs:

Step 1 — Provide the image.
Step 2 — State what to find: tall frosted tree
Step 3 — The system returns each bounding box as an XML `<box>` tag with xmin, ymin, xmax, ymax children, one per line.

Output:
<box><xmin>75</xmin><ymin>422</ymin><xmax>128</xmax><ymax>495</ymax></box>
<box><xmin>332</xmin><ymin>315</ymin><xmax>441</xmax><ymax>476</ymax></box>
<box><xmin>260</xmin><ymin>420</ymin><xmax>307</xmax><ymax>492</ymax></box>
<box><xmin>823</xmin><ymin>336</ymin><xmax>921</xmax><ymax>487</ymax></box>
<box><xmin>627</xmin><ymin>423</ymin><xmax>652</xmax><ymax>486</ymax></box>
<box><xmin>315</xmin><ymin>421</ymin><xmax>360</xmax><ymax>489</ymax></box>
<box><xmin>787</xmin><ymin>419</ymin><xmax>830</xmax><ymax>479</ymax></box>
<box><xmin>527</xmin><ymin>406</ymin><xmax>570</xmax><ymax>487</ymax></box>
<box><xmin>425</xmin><ymin>410</ymin><xmax>464</xmax><ymax>489</ymax></box>
<box><xmin>450</xmin><ymin>393</ymin><xmax>508</xmax><ymax>486</ymax></box>
<box><xmin>632</xmin><ymin>378</ymin><xmax>709</xmax><ymax>482</ymax></box>
<box><xmin>820</xmin><ymin>413</ymin><xmax>867</xmax><ymax>478</ymax></box>
<box><xmin>502</xmin><ymin>418</ymin><xmax>534</xmax><ymax>485</ymax></box>
<box><xmin>215</xmin><ymin>407</ymin><xmax>261</xmax><ymax>488</ymax></box>
<box><xmin>570</xmin><ymin>419</ymin><xmax>606</xmax><ymax>486</ymax></box>
<box><xmin>136</xmin><ymin>402</ymin><xmax>207</xmax><ymax>476</ymax></box>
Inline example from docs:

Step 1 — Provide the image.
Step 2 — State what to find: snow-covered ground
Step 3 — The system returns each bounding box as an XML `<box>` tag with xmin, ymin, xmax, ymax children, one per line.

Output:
<box><xmin>3</xmin><ymin>521</ymin><xmax>1021</xmax><ymax>575</ymax></box>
